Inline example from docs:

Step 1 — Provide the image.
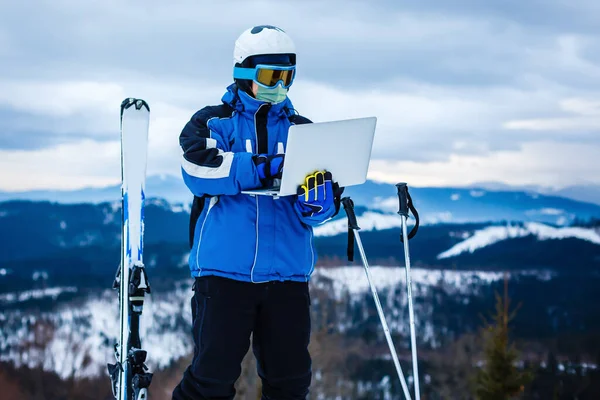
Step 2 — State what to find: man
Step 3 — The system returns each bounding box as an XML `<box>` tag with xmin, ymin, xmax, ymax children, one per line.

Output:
<box><xmin>173</xmin><ymin>25</ymin><xmax>342</xmax><ymax>400</ymax></box>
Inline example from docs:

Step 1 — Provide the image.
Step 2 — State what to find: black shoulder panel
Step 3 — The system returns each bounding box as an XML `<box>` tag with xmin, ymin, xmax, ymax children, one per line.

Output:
<box><xmin>180</xmin><ymin>104</ymin><xmax>234</xmax><ymax>151</ymax></box>
<box><xmin>288</xmin><ymin>114</ymin><xmax>312</xmax><ymax>125</ymax></box>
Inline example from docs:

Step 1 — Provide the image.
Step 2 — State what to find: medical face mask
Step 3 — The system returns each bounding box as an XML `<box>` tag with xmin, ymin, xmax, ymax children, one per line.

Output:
<box><xmin>255</xmin><ymin>84</ymin><xmax>288</xmax><ymax>104</ymax></box>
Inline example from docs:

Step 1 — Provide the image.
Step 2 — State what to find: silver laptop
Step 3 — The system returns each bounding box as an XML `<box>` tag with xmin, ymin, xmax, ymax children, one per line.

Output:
<box><xmin>242</xmin><ymin>116</ymin><xmax>377</xmax><ymax>197</ymax></box>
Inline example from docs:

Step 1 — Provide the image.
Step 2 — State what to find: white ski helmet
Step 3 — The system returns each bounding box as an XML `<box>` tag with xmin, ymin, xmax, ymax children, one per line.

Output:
<box><xmin>233</xmin><ymin>25</ymin><xmax>296</xmax><ymax>66</ymax></box>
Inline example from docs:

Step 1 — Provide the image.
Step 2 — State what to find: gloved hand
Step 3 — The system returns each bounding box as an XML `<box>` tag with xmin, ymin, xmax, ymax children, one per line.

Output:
<box><xmin>295</xmin><ymin>171</ymin><xmax>335</xmax><ymax>217</ymax></box>
<box><xmin>253</xmin><ymin>154</ymin><xmax>284</xmax><ymax>182</ymax></box>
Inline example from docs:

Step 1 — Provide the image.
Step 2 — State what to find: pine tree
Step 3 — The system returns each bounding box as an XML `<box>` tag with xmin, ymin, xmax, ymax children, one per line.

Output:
<box><xmin>474</xmin><ymin>273</ymin><xmax>532</xmax><ymax>400</ymax></box>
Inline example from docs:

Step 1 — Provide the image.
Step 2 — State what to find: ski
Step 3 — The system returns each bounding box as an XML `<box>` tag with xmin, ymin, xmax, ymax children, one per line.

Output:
<box><xmin>108</xmin><ymin>98</ymin><xmax>153</xmax><ymax>400</ymax></box>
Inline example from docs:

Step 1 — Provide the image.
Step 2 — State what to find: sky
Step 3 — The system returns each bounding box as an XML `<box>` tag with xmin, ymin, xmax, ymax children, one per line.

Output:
<box><xmin>0</xmin><ymin>0</ymin><xmax>599</xmax><ymax>191</ymax></box>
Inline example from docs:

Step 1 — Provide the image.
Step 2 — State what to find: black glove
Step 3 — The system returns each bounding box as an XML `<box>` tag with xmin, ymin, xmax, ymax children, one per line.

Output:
<box><xmin>253</xmin><ymin>154</ymin><xmax>285</xmax><ymax>181</ymax></box>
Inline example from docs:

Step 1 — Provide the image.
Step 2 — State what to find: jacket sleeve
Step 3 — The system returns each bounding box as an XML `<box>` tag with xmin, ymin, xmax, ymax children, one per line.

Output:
<box><xmin>180</xmin><ymin>105</ymin><xmax>262</xmax><ymax>196</ymax></box>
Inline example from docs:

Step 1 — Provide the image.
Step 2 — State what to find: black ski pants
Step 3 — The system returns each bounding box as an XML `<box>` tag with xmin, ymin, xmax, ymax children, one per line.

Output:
<box><xmin>172</xmin><ymin>276</ymin><xmax>312</xmax><ymax>400</ymax></box>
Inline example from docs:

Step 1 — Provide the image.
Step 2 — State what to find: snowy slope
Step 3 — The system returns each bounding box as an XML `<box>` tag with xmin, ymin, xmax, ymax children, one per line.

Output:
<box><xmin>0</xmin><ymin>287</ymin><xmax>77</xmax><ymax>303</ymax></box>
<box><xmin>0</xmin><ymin>267</ymin><xmax>528</xmax><ymax>378</ymax></box>
<box><xmin>313</xmin><ymin>266</ymin><xmax>504</xmax><ymax>297</ymax></box>
<box><xmin>0</xmin><ymin>284</ymin><xmax>193</xmax><ymax>379</ymax></box>
<box><xmin>314</xmin><ymin>211</ymin><xmax>404</xmax><ymax>237</ymax></box>
<box><xmin>438</xmin><ymin>222</ymin><xmax>600</xmax><ymax>259</ymax></box>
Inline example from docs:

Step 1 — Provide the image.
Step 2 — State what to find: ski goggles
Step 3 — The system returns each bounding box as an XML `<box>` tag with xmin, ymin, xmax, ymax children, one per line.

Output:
<box><xmin>233</xmin><ymin>64</ymin><xmax>296</xmax><ymax>89</ymax></box>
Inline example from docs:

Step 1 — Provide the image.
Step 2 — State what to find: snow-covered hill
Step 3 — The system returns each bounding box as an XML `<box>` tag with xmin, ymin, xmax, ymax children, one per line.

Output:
<box><xmin>437</xmin><ymin>223</ymin><xmax>600</xmax><ymax>259</ymax></box>
<box><xmin>314</xmin><ymin>210</ymin><xmax>406</xmax><ymax>236</ymax></box>
<box><xmin>0</xmin><ymin>267</ymin><xmax>548</xmax><ymax>379</ymax></box>
<box><xmin>1</xmin><ymin>199</ymin><xmax>598</xmax><ymax>280</ymax></box>
<box><xmin>0</xmin><ymin>283</ymin><xmax>192</xmax><ymax>379</ymax></box>
<box><xmin>313</xmin><ymin>267</ymin><xmax>506</xmax><ymax>297</ymax></box>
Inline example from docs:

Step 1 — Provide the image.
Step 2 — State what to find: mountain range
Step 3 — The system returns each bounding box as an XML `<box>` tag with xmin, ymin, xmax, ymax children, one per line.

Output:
<box><xmin>0</xmin><ymin>198</ymin><xmax>598</xmax><ymax>295</ymax></box>
<box><xmin>468</xmin><ymin>181</ymin><xmax>600</xmax><ymax>206</ymax></box>
<box><xmin>1</xmin><ymin>179</ymin><xmax>599</xmax><ymax>398</ymax></box>
<box><xmin>1</xmin><ymin>176</ymin><xmax>600</xmax><ymax>226</ymax></box>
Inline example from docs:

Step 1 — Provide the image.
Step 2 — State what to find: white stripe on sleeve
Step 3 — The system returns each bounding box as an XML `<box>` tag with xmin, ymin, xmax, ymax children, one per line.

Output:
<box><xmin>181</xmin><ymin>150</ymin><xmax>235</xmax><ymax>179</ymax></box>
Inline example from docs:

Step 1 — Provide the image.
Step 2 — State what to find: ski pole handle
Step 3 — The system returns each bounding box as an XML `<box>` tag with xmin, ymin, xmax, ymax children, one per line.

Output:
<box><xmin>342</xmin><ymin>197</ymin><xmax>360</xmax><ymax>231</ymax></box>
<box><xmin>396</xmin><ymin>183</ymin><xmax>420</xmax><ymax>242</ymax></box>
<box><xmin>396</xmin><ymin>183</ymin><xmax>409</xmax><ymax>217</ymax></box>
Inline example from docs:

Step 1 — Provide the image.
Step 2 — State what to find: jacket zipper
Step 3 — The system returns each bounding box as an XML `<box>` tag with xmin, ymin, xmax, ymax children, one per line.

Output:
<box><xmin>250</xmin><ymin>103</ymin><xmax>271</xmax><ymax>283</ymax></box>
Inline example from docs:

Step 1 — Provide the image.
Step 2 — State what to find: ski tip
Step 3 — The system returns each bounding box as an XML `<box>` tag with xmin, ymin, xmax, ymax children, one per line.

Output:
<box><xmin>121</xmin><ymin>98</ymin><xmax>150</xmax><ymax>113</ymax></box>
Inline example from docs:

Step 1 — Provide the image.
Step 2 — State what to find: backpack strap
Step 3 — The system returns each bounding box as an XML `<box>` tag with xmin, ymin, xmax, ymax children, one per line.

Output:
<box><xmin>189</xmin><ymin>196</ymin><xmax>206</xmax><ymax>249</ymax></box>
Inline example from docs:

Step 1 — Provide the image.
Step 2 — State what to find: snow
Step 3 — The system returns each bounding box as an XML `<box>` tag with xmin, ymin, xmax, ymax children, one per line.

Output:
<box><xmin>110</xmin><ymin>200</ymin><xmax>121</xmax><ymax>213</ymax></box>
<box><xmin>0</xmin><ymin>211</ymin><xmax>7</xmax><ymax>217</ymax></box>
<box><xmin>147</xmin><ymin>198</ymin><xmax>167</xmax><ymax>207</ymax></box>
<box><xmin>0</xmin><ymin>268</ymin><xmax>8</xmax><ymax>276</ymax></box>
<box><xmin>449</xmin><ymin>231</ymin><xmax>471</xmax><ymax>240</ymax></box>
<box><xmin>76</xmin><ymin>232</ymin><xmax>98</xmax><ymax>246</ymax></box>
<box><xmin>314</xmin><ymin>211</ymin><xmax>403</xmax><ymax>237</ymax></box>
<box><xmin>371</xmin><ymin>197</ymin><xmax>454</xmax><ymax>223</ymax></box>
<box><xmin>372</xmin><ymin>197</ymin><xmax>400</xmax><ymax>212</ymax></box>
<box><xmin>314</xmin><ymin>266</ymin><xmax>405</xmax><ymax>295</ymax></box>
<box><xmin>518</xmin><ymin>269</ymin><xmax>556</xmax><ymax>281</ymax></box>
<box><xmin>180</xmin><ymin>252</ymin><xmax>190</xmax><ymax>267</ymax></box>
<box><xmin>0</xmin><ymin>287</ymin><xmax>76</xmax><ymax>304</ymax></box>
<box><xmin>0</xmin><ymin>285</ymin><xmax>192</xmax><ymax>379</ymax></box>
<box><xmin>469</xmin><ymin>190</ymin><xmax>486</xmax><ymax>197</ymax></box>
<box><xmin>438</xmin><ymin>222</ymin><xmax>600</xmax><ymax>259</ymax></box>
<box><xmin>59</xmin><ymin>220</ymin><xmax>67</xmax><ymax>230</ymax></box>
<box><xmin>311</xmin><ymin>266</ymin><xmax>518</xmax><ymax>348</ymax></box>
<box><xmin>103</xmin><ymin>207</ymin><xmax>116</xmax><ymax>225</ymax></box>
<box><xmin>539</xmin><ymin>208</ymin><xmax>564</xmax><ymax>215</ymax></box>
<box><xmin>32</xmin><ymin>271</ymin><xmax>49</xmax><ymax>281</ymax></box>
<box><xmin>556</xmin><ymin>216</ymin><xmax>568</xmax><ymax>226</ymax></box>
<box><xmin>170</xmin><ymin>203</ymin><xmax>191</xmax><ymax>213</ymax></box>
<box><xmin>0</xmin><ymin>267</ymin><xmax>560</xmax><ymax>380</ymax></box>
<box><xmin>422</xmin><ymin>211</ymin><xmax>453</xmax><ymax>224</ymax></box>
<box><xmin>313</xmin><ymin>266</ymin><xmax>504</xmax><ymax>298</ymax></box>
<box><xmin>529</xmin><ymin>222</ymin><xmax>600</xmax><ymax>243</ymax></box>
<box><xmin>450</xmin><ymin>193</ymin><xmax>461</xmax><ymax>201</ymax></box>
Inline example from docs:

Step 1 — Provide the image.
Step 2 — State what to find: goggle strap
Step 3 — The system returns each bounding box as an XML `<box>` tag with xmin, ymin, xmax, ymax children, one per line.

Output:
<box><xmin>233</xmin><ymin>67</ymin><xmax>256</xmax><ymax>80</ymax></box>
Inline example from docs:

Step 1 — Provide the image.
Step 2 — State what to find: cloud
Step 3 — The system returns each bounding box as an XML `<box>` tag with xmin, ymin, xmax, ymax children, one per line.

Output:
<box><xmin>368</xmin><ymin>141</ymin><xmax>600</xmax><ymax>188</ymax></box>
<box><xmin>0</xmin><ymin>0</ymin><xmax>599</xmax><ymax>190</ymax></box>
<box><xmin>0</xmin><ymin>140</ymin><xmax>121</xmax><ymax>190</ymax></box>
<box><xmin>2</xmin><ymin>0</ymin><xmax>598</xmax><ymax>88</ymax></box>
<box><xmin>504</xmin><ymin>98</ymin><xmax>600</xmax><ymax>131</ymax></box>
<box><xmin>381</xmin><ymin>0</ymin><xmax>600</xmax><ymax>34</ymax></box>
<box><xmin>504</xmin><ymin>117</ymin><xmax>600</xmax><ymax>131</ymax></box>
<box><xmin>0</xmin><ymin>100</ymin><xmax>195</xmax><ymax>191</ymax></box>
<box><xmin>0</xmin><ymin>81</ymin><xmax>124</xmax><ymax>117</ymax></box>
<box><xmin>0</xmin><ymin>78</ymin><xmax>225</xmax><ymax>150</ymax></box>
<box><xmin>0</xmin><ymin>80</ymin><xmax>124</xmax><ymax>149</ymax></box>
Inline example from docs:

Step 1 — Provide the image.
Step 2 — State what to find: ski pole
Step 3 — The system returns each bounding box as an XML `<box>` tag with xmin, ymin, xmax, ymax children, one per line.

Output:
<box><xmin>342</xmin><ymin>197</ymin><xmax>413</xmax><ymax>400</ymax></box>
<box><xmin>396</xmin><ymin>183</ymin><xmax>420</xmax><ymax>400</ymax></box>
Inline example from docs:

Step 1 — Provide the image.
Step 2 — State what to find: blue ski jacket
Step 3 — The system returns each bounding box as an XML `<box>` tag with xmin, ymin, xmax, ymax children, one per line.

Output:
<box><xmin>180</xmin><ymin>84</ymin><xmax>338</xmax><ymax>283</ymax></box>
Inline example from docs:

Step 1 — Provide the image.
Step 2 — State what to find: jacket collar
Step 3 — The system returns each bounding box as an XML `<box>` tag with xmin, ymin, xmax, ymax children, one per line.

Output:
<box><xmin>221</xmin><ymin>83</ymin><xmax>293</xmax><ymax>118</ymax></box>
